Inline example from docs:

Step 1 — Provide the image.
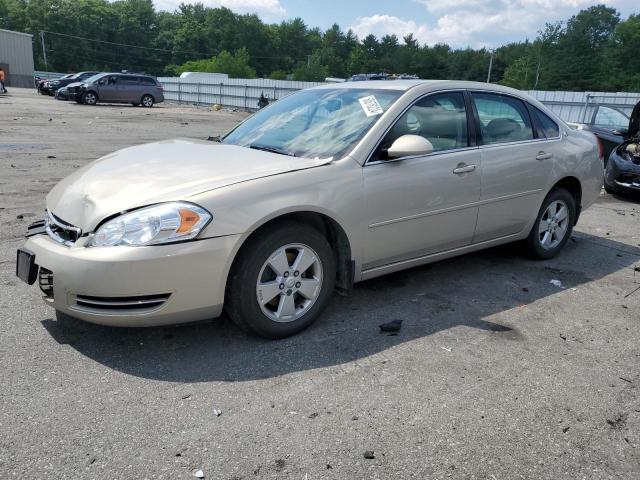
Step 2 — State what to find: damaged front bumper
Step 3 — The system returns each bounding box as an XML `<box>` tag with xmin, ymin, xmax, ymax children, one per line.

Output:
<box><xmin>605</xmin><ymin>139</ymin><xmax>640</xmax><ymax>192</ymax></box>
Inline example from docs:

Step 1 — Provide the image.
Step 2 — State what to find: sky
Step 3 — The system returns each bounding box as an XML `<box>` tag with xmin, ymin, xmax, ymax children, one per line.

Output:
<box><xmin>152</xmin><ymin>0</ymin><xmax>638</xmax><ymax>48</ymax></box>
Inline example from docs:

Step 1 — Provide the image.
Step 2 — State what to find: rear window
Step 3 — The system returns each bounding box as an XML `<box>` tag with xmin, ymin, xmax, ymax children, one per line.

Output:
<box><xmin>472</xmin><ymin>92</ymin><xmax>534</xmax><ymax>145</ymax></box>
<box><xmin>140</xmin><ymin>77</ymin><xmax>157</xmax><ymax>86</ymax></box>
<box><xmin>531</xmin><ymin>106</ymin><xmax>560</xmax><ymax>138</ymax></box>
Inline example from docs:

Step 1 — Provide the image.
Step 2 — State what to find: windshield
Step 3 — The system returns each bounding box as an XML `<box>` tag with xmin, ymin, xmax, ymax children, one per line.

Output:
<box><xmin>222</xmin><ymin>88</ymin><xmax>402</xmax><ymax>159</ymax></box>
<box><xmin>593</xmin><ymin>105</ymin><xmax>629</xmax><ymax>130</ymax></box>
<box><xmin>83</xmin><ymin>73</ymin><xmax>106</xmax><ymax>84</ymax></box>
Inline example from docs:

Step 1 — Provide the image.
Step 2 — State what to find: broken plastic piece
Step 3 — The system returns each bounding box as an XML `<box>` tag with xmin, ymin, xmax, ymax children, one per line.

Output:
<box><xmin>550</xmin><ymin>279</ymin><xmax>563</xmax><ymax>288</ymax></box>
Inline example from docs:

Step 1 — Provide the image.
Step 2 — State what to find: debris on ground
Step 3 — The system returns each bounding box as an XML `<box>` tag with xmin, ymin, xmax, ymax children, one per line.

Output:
<box><xmin>193</xmin><ymin>469</ymin><xmax>205</xmax><ymax>478</ymax></box>
<box><xmin>550</xmin><ymin>279</ymin><xmax>564</xmax><ymax>288</ymax></box>
<box><xmin>275</xmin><ymin>459</ymin><xmax>286</xmax><ymax>471</ymax></box>
<box><xmin>47</xmin><ymin>155</ymin><xmax>56</xmax><ymax>159</ymax></box>
<box><xmin>606</xmin><ymin>414</ymin><xmax>627</xmax><ymax>430</ymax></box>
<box><xmin>441</xmin><ymin>346</ymin><xmax>452</xmax><ymax>352</ymax></box>
<box><xmin>562</xmin><ymin>426</ymin><xmax>570</xmax><ymax>433</ymax></box>
<box><xmin>16</xmin><ymin>214</ymin><xmax>23</xmax><ymax>220</ymax></box>
<box><xmin>522</xmin><ymin>287</ymin><xmax>529</xmax><ymax>292</ymax></box>
<box><xmin>213</xmin><ymin>408</ymin><xmax>222</xmax><ymax>416</ymax></box>
<box><xmin>308</xmin><ymin>412</ymin><xmax>319</xmax><ymax>419</ymax></box>
<box><xmin>379</xmin><ymin>319</ymin><xmax>402</xmax><ymax>333</ymax></box>
<box><xmin>181</xmin><ymin>394</ymin><xmax>191</xmax><ymax>400</ymax></box>
<box><xmin>560</xmin><ymin>333</ymin><xmax>567</xmax><ymax>341</ymax></box>
<box><xmin>364</xmin><ymin>451</ymin><xmax>375</xmax><ymax>459</ymax></box>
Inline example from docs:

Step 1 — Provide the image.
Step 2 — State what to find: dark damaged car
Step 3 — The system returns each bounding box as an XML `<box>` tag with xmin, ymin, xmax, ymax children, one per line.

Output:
<box><xmin>604</xmin><ymin>101</ymin><xmax>640</xmax><ymax>194</ymax></box>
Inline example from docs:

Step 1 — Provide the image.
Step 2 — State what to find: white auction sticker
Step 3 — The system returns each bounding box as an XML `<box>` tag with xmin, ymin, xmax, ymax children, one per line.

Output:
<box><xmin>358</xmin><ymin>95</ymin><xmax>384</xmax><ymax>117</ymax></box>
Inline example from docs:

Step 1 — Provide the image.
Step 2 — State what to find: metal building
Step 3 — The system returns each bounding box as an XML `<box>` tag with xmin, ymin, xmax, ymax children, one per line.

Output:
<box><xmin>0</xmin><ymin>29</ymin><xmax>35</xmax><ymax>88</ymax></box>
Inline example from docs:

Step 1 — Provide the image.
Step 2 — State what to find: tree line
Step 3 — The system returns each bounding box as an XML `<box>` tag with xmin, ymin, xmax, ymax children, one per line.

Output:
<box><xmin>0</xmin><ymin>0</ymin><xmax>638</xmax><ymax>91</ymax></box>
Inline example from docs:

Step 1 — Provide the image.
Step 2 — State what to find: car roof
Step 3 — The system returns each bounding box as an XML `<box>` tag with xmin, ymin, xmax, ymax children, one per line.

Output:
<box><xmin>310</xmin><ymin>79</ymin><xmax>533</xmax><ymax>95</ymax></box>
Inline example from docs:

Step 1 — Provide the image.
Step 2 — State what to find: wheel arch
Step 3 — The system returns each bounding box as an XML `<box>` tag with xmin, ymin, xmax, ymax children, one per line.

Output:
<box><xmin>227</xmin><ymin>210</ymin><xmax>354</xmax><ymax>293</ymax></box>
<box><xmin>550</xmin><ymin>176</ymin><xmax>582</xmax><ymax>224</ymax></box>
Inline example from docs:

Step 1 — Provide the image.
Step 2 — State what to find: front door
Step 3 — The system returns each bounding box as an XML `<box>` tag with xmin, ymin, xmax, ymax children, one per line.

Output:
<box><xmin>363</xmin><ymin>91</ymin><xmax>481</xmax><ymax>271</ymax></box>
<box><xmin>97</xmin><ymin>75</ymin><xmax>119</xmax><ymax>102</ymax></box>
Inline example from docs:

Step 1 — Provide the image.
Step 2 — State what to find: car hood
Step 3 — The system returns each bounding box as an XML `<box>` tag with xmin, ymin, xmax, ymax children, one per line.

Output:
<box><xmin>46</xmin><ymin>139</ymin><xmax>332</xmax><ymax>231</ymax></box>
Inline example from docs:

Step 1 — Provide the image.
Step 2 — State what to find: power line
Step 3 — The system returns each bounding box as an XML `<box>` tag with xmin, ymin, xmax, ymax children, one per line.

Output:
<box><xmin>40</xmin><ymin>30</ymin><xmax>303</xmax><ymax>60</ymax></box>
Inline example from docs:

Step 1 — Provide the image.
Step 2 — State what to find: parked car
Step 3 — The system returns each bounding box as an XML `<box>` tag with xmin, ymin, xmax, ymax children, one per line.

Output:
<box><xmin>41</xmin><ymin>71</ymin><xmax>100</xmax><ymax>96</ymax></box>
<box><xmin>569</xmin><ymin>100</ymin><xmax>640</xmax><ymax>165</ymax></box>
<box><xmin>54</xmin><ymin>86</ymin><xmax>70</xmax><ymax>101</ymax></box>
<box><xmin>68</xmin><ymin>73</ymin><xmax>164</xmax><ymax>107</ymax></box>
<box><xmin>604</xmin><ymin>100</ymin><xmax>640</xmax><ymax>194</ymax></box>
<box><xmin>38</xmin><ymin>73</ymin><xmax>73</xmax><ymax>95</ymax></box>
<box><xmin>16</xmin><ymin>81</ymin><xmax>602</xmax><ymax>338</ymax></box>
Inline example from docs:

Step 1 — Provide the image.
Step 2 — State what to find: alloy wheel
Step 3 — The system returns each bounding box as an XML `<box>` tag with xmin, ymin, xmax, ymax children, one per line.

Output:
<box><xmin>538</xmin><ymin>200</ymin><xmax>569</xmax><ymax>250</ymax></box>
<box><xmin>256</xmin><ymin>243</ymin><xmax>323</xmax><ymax>323</ymax></box>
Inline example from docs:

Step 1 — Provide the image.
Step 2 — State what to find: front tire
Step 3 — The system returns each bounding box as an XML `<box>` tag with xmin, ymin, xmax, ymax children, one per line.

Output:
<box><xmin>226</xmin><ymin>222</ymin><xmax>335</xmax><ymax>339</ymax></box>
<box><xmin>83</xmin><ymin>91</ymin><xmax>98</xmax><ymax>105</ymax></box>
<box><xmin>524</xmin><ymin>188</ymin><xmax>576</xmax><ymax>259</ymax></box>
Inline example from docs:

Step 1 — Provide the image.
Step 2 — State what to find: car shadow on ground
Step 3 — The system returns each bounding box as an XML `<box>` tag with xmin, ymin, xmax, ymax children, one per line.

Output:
<box><xmin>41</xmin><ymin>232</ymin><xmax>640</xmax><ymax>383</ymax></box>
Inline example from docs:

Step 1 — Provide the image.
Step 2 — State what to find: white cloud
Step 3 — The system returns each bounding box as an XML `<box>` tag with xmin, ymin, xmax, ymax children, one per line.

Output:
<box><xmin>153</xmin><ymin>0</ymin><xmax>286</xmax><ymax>19</ymax></box>
<box><xmin>352</xmin><ymin>0</ymin><xmax>634</xmax><ymax>48</ymax></box>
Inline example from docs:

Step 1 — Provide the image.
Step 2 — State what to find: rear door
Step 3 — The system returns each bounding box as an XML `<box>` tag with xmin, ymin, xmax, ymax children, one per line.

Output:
<box><xmin>471</xmin><ymin>92</ymin><xmax>554</xmax><ymax>242</ymax></box>
<box><xmin>117</xmin><ymin>76</ymin><xmax>141</xmax><ymax>102</ymax></box>
<box><xmin>363</xmin><ymin>91</ymin><xmax>482</xmax><ymax>270</ymax></box>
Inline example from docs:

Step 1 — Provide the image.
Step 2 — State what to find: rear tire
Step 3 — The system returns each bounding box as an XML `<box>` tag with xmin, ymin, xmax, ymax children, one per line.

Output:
<box><xmin>226</xmin><ymin>222</ymin><xmax>335</xmax><ymax>339</ymax></box>
<box><xmin>524</xmin><ymin>188</ymin><xmax>575</xmax><ymax>260</ymax></box>
<box><xmin>141</xmin><ymin>94</ymin><xmax>154</xmax><ymax>107</ymax></box>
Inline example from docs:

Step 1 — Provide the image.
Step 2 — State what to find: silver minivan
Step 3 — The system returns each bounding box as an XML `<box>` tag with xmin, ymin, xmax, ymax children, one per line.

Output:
<box><xmin>70</xmin><ymin>73</ymin><xmax>164</xmax><ymax>107</ymax></box>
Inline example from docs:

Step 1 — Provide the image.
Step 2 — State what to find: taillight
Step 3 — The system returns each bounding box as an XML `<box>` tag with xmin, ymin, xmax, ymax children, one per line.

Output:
<box><xmin>596</xmin><ymin>136</ymin><xmax>604</xmax><ymax>163</ymax></box>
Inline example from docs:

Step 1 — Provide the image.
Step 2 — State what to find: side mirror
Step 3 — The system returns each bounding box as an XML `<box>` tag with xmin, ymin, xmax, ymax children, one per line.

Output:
<box><xmin>387</xmin><ymin>134</ymin><xmax>434</xmax><ymax>158</ymax></box>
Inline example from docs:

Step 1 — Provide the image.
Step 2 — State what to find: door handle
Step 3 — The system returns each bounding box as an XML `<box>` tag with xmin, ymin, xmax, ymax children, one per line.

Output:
<box><xmin>453</xmin><ymin>164</ymin><xmax>476</xmax><ymax>175</ymax></box>
<box><xmin>536</xmin><ymin>151</ymin><xmax>553</xmax><ymax>161</ymax></box>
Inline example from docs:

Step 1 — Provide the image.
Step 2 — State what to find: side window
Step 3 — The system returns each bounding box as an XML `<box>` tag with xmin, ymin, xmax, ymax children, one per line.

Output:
<box><xmin>140</xmin><ymin>77</ymin><xmax>156</xmax><ymax>86</ymax></box>
<box><xmin>472</xmin><ymin>92</ymin><xmax>534</xmax><ymax>145</ymax></box>
<box><xmin>108</xmin><ymin>75</ymin><xmax>118</xmax><ymax>85</ymax></box>
<box><xmin>373</xmin><ymin>91</ymin><xmax>468</xmax><ymax>160</ymax></box>
<box><xmin>530</xmin><ymin>106</ymin><xmax>560</xmax><ymax>138</ymax></box>
<box><xmin>120</xmin><ymin>76</ymin><xmax>139</xmax><ymax>85</ymax></box>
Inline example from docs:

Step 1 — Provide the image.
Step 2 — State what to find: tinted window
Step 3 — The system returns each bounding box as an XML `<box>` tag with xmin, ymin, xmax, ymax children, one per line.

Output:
<box><xmin>531</xmin><ymin>106</ymin><xmax>560</xmax><ymax>138</ymax></box>
<box><xmin>140</xmin><ymin>77</ymin><xmax>156</xmax><ymax>85</ymax></box>
<box><xmin>374</xmin><ymin>92</ymin><xmax>468</xmax><ymax>159</ymax></box>
<box><xmin>472</xmin><ymin>92</ymin><xmax>534</xmax><ymax>145</ymax></box>
<box><xmin>120</xmin><ymin>76</ymin><xmax>140</xmax><ymax>85</ymax></box>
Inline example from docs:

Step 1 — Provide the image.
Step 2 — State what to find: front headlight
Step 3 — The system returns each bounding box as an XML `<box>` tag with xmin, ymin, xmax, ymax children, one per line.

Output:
<box><xmin>88</xmin><ymin>202</ymin><xmax>212</xmax><ymax>247</ymax></box>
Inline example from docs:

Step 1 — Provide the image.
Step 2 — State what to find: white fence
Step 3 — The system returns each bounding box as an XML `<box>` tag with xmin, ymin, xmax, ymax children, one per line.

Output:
<box><xmin>527</xmin><ymin>90</ymin><xmax>639</xmax><ymax>123</ymax></box>
<box><xmin>157</xmin><ymin>77</ymin><xmax>324</xmax><ymax>111</ymax></box>
<box><xmin>159</xmin><ymin>75</ymin><xmax>639</xmax><ymax>121</ymax></box>
<box><xmin>34</xmin><ymin>71</ymin><xmax>640</xmax><ymax>121</ymax></box>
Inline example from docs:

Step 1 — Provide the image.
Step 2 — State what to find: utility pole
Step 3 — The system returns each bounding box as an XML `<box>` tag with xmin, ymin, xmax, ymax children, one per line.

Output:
<box><xmin>40</xmin><ymin>31</ymin><xmax>48</xmax><ymax>72</ymax></box>
<box><xmin>486</xmin><ymin>50</ymin><xmax>494</xmax><ymax>83</ymax></box>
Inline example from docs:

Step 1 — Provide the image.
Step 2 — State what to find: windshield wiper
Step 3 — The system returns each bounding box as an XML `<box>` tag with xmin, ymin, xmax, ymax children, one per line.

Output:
<box><xmin>249</xmin><ymin>144</ymin><xmax>296</xmax><ymax>157</ymax></box>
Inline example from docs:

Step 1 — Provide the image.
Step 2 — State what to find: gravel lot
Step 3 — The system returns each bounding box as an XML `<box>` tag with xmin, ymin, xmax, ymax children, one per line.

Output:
<box><xmin>1</xmin><ymin>88</ymin><xmax>639</xmax><ymax>480</ymax></box>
